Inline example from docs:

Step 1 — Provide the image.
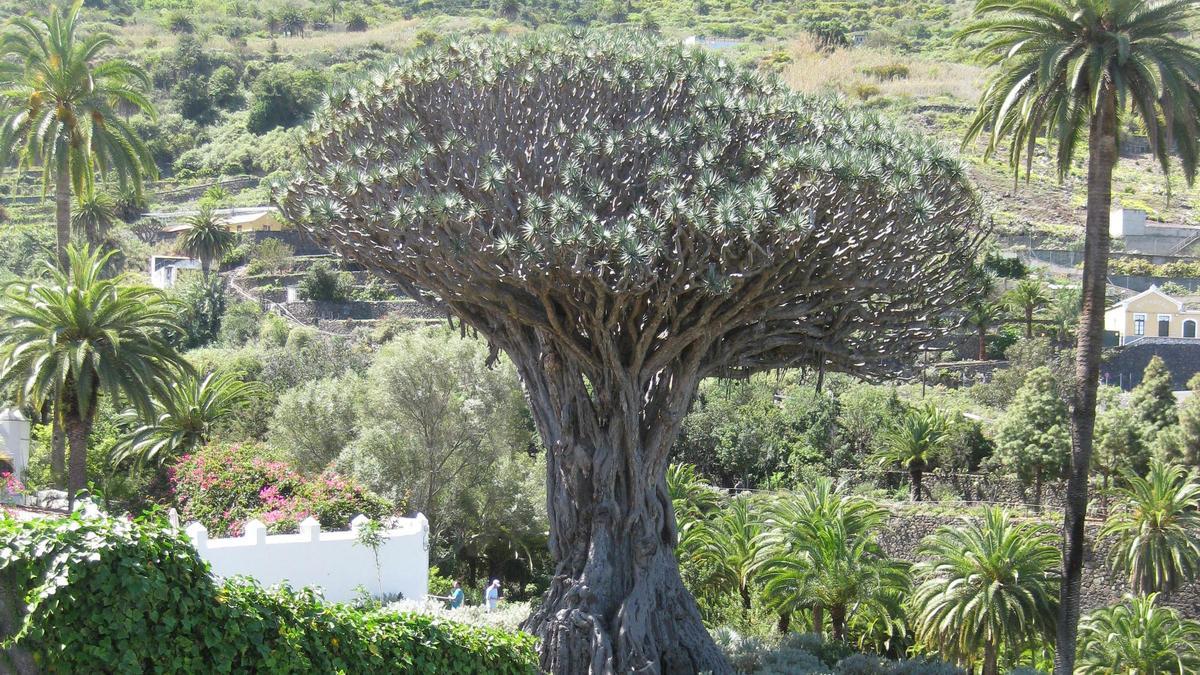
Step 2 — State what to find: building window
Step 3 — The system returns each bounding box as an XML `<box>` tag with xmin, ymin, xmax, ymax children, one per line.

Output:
<box><xmin>1158</xmin><ymin>314</ymin><xmax>1171</xmax><ymax>337</ymax></box>
<box><xmin>1186</xmin><ymin>320</ymin><xmax>1197</xmax><ymax>338</ymax></box>
<box><xmin>1134</xmin><ymin>313</ymin><xmax>1146</xmax><ymax>336</ymax></box>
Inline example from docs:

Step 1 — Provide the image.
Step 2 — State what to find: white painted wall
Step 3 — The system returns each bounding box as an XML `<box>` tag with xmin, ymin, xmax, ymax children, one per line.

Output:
<box><xmin>0</xmin><ymin>408</ymin><xmax>30</xmax><ymax>480</ymax></box>
<box><xmin>186</xmin><ymin>514</ymin><xmax>429</xmax><ymax>603</ymax></box>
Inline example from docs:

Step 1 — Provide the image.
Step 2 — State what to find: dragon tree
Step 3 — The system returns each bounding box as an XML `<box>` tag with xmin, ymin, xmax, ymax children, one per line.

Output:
<box><xmin>278</xmin><ymin>33</ymin><xmax>984</xmax><ymax>674</ymax></box>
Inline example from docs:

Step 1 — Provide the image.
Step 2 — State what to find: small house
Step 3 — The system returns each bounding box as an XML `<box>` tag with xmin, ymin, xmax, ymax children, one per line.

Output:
<box><xmin>1104</xmin><ymin>285</ymin><xmax>1200</xmax><ymax>344</ymax></box>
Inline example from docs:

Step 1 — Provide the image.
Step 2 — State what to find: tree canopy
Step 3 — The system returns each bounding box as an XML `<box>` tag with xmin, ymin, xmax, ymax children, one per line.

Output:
<box><xmin>278</xmin><ymin>33</ymin><xmax>984</xmax><ymax>386</ymax></box>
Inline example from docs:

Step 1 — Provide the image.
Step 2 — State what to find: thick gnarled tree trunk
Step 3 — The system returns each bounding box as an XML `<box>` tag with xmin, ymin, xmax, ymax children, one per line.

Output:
<box><xmin>1054</xmin><ymin>87</ymin><xmax>1117</xmax><ymax>675</ymax></box>
<box><xmin>516</xmin><ymin>347</ymin><xmax>729</xmax><ymax>674</ymax></box>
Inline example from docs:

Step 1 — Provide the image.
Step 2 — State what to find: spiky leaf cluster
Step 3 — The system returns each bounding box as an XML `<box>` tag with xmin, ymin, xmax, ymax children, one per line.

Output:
<box><xmin>278</xmin><ymin>32</ymin><xmax>984</xmax><ymax>379</ymax></box>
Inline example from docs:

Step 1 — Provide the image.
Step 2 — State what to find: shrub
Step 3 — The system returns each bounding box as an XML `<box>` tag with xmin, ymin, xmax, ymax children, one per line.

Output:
<box><xmin>389</xmin><ymin>599</ymin><xmax>533</xmax><ymax>634</ymax></box>
<box><xmin>850</xmin><ymin>82</ymin><xmax>881</xmax><ymax>100</ymax></box>
<box><xmin>248</xmin><ymin>238</ymin><xmax>295</xmax><ymax>275</ymax></box>
<box><xmin>861</xmin><ymin>63</ymin><xmax>910</xmax><ymax>81</ymax></box>
<box><xmin>169</xmin><ymin>442</ymin><xmax>393</xmax><ymax>536</ymax></box>
<box><xmin>299</xmin><ymin>260</ymin><xmax>353</xmax><ymax>301</ymax></box>
<box><xmin>219</xmin><ymin>301</ymin><xmax>264</xmax><ymax>345</ymax></box>
<box><xmin>0</xmin><ymin>514</ymin><xmax>538</xmax><ymax>674</ymax></box>
<box><xmin>346</xmin><ymin>11</ymin><xmax>368</xmax><ymax>31</ymax></box>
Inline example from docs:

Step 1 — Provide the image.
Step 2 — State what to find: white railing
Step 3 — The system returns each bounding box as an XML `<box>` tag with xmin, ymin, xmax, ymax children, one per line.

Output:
<box><xmin>185</xmin><ymin>514</ymin><xmax>429</xmax><ymax>603</ymax></box>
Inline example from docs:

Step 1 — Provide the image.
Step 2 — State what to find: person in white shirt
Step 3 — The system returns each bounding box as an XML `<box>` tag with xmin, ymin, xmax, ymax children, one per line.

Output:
<box><xmin>485</xmin><ymin>579</ymin><xmax>501</xmax><ymax>611</ymax></box>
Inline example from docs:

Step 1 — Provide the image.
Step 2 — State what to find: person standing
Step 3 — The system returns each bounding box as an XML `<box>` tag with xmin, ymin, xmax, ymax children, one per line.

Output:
<box><xmin>448</xmin><ymin>580</ymin><xmax>464</xmax><ymax>609</ymax></box>
<box><xmin>485</xmin><ymin>579</ymin><xmax>501</xmax><ymax>612</ymax></box>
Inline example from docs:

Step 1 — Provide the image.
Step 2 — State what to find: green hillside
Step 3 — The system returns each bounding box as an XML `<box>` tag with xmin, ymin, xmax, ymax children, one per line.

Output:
<box><xmin>0</xmin><ymin>0</ymin><xmax>1197</xmax><ymax>269</ymax></box>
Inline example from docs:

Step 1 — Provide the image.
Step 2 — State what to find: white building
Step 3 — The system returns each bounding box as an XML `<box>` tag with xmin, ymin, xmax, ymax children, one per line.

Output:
<box><xmin>149</xmin><ymin>255</ymin><xmax>202</xmax><ymax>289</ymax></box>
<box><xmin>0</xmin><ymin>408</ymin><xmax>30</xmax><ymax>480</ymax></box>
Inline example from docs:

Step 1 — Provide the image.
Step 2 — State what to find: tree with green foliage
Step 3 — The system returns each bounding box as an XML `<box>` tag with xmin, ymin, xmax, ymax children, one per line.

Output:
<box><xmin>269</xmin><ymin>374</ymin><xmax>362</xmax><ymax>472</ymax></box>
<box><xmin>0</xmin><ymin>0</ymin><xmax>157</xmax><ymax>270</ymax></box>
<box><xmin>71</xmin><ymin>188</ymin><xmax>116</xmax><ymax>247</ymax></box>
<box><xmin>170</xmin><ymin>272</ymin><xmax>226</xmax><ymax>349</ymax></box>
<box><xmin>911</xmin><ymin>508</ymin><xmax>1060</xmax><ymax>675</ymax></box>
<box><xmin>685</xmin><ymin>495</ymin><xmax>764</xmax><ymax>612</ymax></box>
<box><xmin>1099</xmin><ymin>460</ymin><xmax>1200</xmax><ymax>594</ymax></box>
<box><xmin>1005</xmin><ymin>277</ymin><xmax>1048</xmax><ymax>339</ymax></box>
<box><xmin>964</xmin><ymin>300</ymin><xmax>1003</xmax><ymax>360</ymax></box>
<box><xmin>759</xmin><ymin>480</ymin><xmax>907</xmax><ymax>642</ymax></box>
<box><xmin>178</xmin><ymin>206</ymin><xmax>235</xmax><ymax>275</ymax></box>
<box><xmin>1049</xmin><ymin>286</ymin><xmax>1082</xmax><ymax>348</ymax></box>
<box><xmin>993</xmin><ymin>366</ymin><xmax>1071</xmax><ymax>507</ymax></box>
<box><xmin>298</xmin><ymin>260</ymin><xmax>352</xmax><ymax>302</ymax></box>
<box><xmin>336</xmin><ymin>329</ymin><xmax>529</xmax><ymax>536</ymax></box>
<box><xmin>1131</xmin><ymin>355</ymin><xmax>1178</xmax><ymax>442</ymax></box>
<box><xmin>666</xmin><ymin>463</ymin><xmax>722</xmax><ymax>526</ymax></box>
<box><xmin>1076</xmin><ymin>594</ymin><xmax>1200</xmax><ymax>674</ymax></box>
<box><xmin>0</xmin><ymin>247</ymin><xmax>189</xmax><ymax>506</ymax></box>
<box><xmin>1092</xmin><ymin>386</ymin><xmax>1148</xmax><ymax>502</ymax></box>
<box><xmin>246</xmin><ymin>65</ymin><xmax>326</xmax><ymax>134</ymax></box>
<box><xmin>110</xmin><ymin>371</ymin><xmax>262</xmax><ymax>469</ymax></box>
<box><xmin>959</xmin><ymin>0</ymin><xmax>1200</xmax><ymax>666</ymax></box>
<box><xmin>872</xmin><ymin>404</ymin><xmax>950</xmax><ymax>501</ymax></box>
<box><xmin>1160</xmin><ymin>373</ymin><xmax>1200</xmax><ymax>468</ymax></box>
<box><xmin>277</xmin><ymin>33</ymin><xmax>983</xmax><ymax>672</ymax></box>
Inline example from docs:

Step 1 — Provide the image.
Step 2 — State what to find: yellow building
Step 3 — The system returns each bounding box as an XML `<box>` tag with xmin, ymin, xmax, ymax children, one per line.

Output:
<box><xmin>161</xmin><ymin>207</ymin><xmax>290</xmax><ymax>235</ymax></box>
<box><xmin>1105</xmin><ymin>286</ymin><xmax>1200</xmax><ymax>344</ymax></box>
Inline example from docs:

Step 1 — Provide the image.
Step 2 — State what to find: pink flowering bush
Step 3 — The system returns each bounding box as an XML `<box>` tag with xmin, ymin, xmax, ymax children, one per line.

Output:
<box><xmin>1</xmin><ymin>471</ymin><xmax>24</xmax><ymax>501</ymax></box>
<box><xmin>170</xmin><ymin>443</ymin><xmax>393</xmax><ymax>536</ymax></box>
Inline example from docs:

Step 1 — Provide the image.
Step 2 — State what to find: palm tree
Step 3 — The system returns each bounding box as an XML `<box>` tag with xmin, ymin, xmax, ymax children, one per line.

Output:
<box><xmin>72</xmin><ymin>187</ymin><xmax>116</xmax><ymax>247</ymax></box>
<box><xmin>1076</xmin><ymin>594</ymin><xmax>1200</xmax><ymax>674</ymax></box>
<box><xmin>0</xmin><ymin>0</ymin><xmax>157</xmax><ymax>270</ymax></box>
<box><xmin>959</xmin><ymin>2</ymin><xmax>1200</xmax><ymax>669</ymax></box>
<box><xmin>1006</xmin><ymin>277</ymin><xmax>1049</xmax><ymax>338</ymax></box>
<box><xmin>178</xmin><ymin>206</ymin><xmax>235</xmax><ymax>275</ymax></box>
<box><xmin>760</xmin><ymin>480</ymin><xmax>907</xmax><ymax>641</ymax></box>
<box><xmin>110</xmin><ymin>371</ymin><xmax>262</xmax><ymax>469</ymax></box>
<box><xmin>1098</xmin><ymin>461</ymin><xmax>1200</xmax><ymax>594</ymax></box>
<box><xmin>911</xmin><ymin>508</ymin><xmax>1060</xmax><ymax>675</ymax></box>
<box><xmin>0</xmin><ymin>246</ymin><xmax>189</xmax><ymax>506</ymax></box>
<box><xmin>667</xmin><ymin>463</ymin><xmax>722</xmax><ymax>523</ymax></box>
<box><xmin>688</xmin><ymin>495</ymin><xmax>764</xmax><ymax>612</ymax></box>
<box><xmin>873</xmin><ymin>405</ymin><xmax>951</xmax><ymax>501</ymax></box>
<box><xmin>964</xmin><ymin>300</ymin><xmax>1003</xmax><ymax>360</ymax></box>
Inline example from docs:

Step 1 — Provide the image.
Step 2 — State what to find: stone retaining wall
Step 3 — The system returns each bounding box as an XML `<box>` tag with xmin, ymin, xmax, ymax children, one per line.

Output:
<box><xmin>283</xmin><ymin>299</ymin><xmax>444</xmax><ymax>324</ymax></box>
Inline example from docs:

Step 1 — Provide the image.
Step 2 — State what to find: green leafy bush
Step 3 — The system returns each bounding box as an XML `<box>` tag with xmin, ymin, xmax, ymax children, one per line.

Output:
<box><xmin>0</xmin><ymin>514</ymin><xmax>538</xmax><ymax>674</ymax></box>
<box><xmin>299</xmin><ymin>260</ymin><xmax>353</xmax><ymax>302</ymax></box>
<box><xmin>170</xmin><ymin>442</ymin><xmax>393</xmax><ymax>536</ymax></box>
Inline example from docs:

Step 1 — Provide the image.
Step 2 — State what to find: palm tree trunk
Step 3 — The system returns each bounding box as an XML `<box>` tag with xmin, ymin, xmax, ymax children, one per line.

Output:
<box><xmin>829</xmin><ymin>604</ymin><xmax>846</xmax><ymax>642</ymax></box>
<box><xmin>983</xmin><ymin>642</ymin><xmax>999</xmax><ymax>675</ymax></box>
<box><xmin>1054</xmin><ymin>87</ymin><xmax>1118</xmax><ymax>675</ymax></box>
<box><xmin>978</xmin><ymin>326</ymin><xmax>986</xmax><ymax>360</ymax></box>
<box><xmin>739</xmin><ymin>582</ymin><xmax>751</xmax><ymax>611</ymax></box>
<box><xmin>776</xmin><ymin>611</ymin><xmax>791</xmax><ymax>634</ymax></box>
<box><xmin>54</xmin><ymin>161</ymin><xmax>72</xmax><ymax>269</ymax></box>
<box><xmin>63</xmin><ymin>403</ymin><xmax>93</xmax><ymax>511</ymax></box>
<box><xmin>1026</xmin><ymin>307</ymin><xmax>1034</xmax><ymax>338</ymax></box>
<box><xmin>50</xmin><ymin>399</ymin><xmax>66</xmax><ymax>486</ymax></box>
<box><xmin>812</xmin><ymin>604</ymin><xmax>824</xmax><ymax>636</ymax></box>
<box><xmin>911</xmin><ymin>467</ymin><xmax>923</xmax><ymax>502</ymax></box>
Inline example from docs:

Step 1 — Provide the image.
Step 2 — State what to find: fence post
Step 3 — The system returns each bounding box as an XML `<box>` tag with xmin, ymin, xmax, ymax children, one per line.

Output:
<box><xmin>244</xmin><ymin>519</ymin><xmax>267</xmax><ymax>546</ymax></box>
<box><xmin>185</xmin><ymin>522</ymin><xmax>208</xmax><ymax>551</ymax></box>
<box><xmin>299</xmin><ymin>517</ymin><xmax>321</xmax><ymax>543</ymax></box>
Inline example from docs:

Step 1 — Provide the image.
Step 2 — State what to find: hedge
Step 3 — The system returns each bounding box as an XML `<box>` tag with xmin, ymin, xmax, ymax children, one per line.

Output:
<box><xmin>0</xmin><ymin>513</ymin><xmax>537</xmax><ymax>674</ymax></box>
